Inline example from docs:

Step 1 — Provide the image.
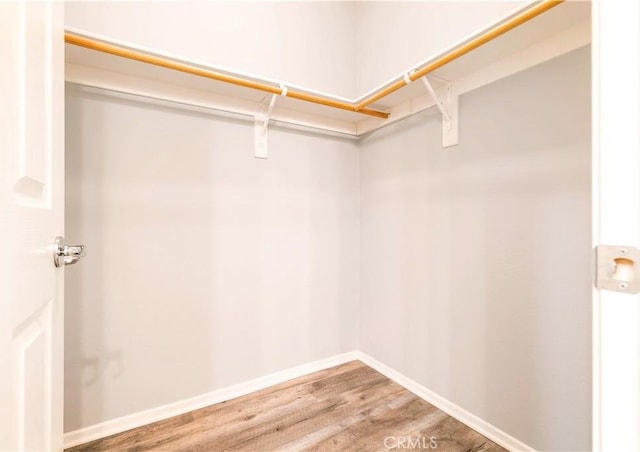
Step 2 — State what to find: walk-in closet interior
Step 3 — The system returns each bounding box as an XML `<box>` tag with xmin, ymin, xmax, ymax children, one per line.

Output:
<box><xmin>61</xmin><ymin>1</ymin><xmax>592</xmax><ymax>450</ymax></box>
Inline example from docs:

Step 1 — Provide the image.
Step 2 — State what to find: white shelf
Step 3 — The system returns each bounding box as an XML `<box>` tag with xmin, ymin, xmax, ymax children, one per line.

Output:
<box><xmin>65</xmin><ymin>1</ymin><xmax>590</xmax><ymax>138</ymax></box>
<box><xmin>365</xmin><ymin>1</ymin><xmax>590</xmax><ymax>110</ymax></box>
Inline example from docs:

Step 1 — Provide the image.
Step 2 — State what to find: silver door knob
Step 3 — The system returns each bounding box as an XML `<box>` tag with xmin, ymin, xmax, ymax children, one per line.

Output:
<box><xmin>54</xmin><ymin>236</ymin><xmax>86</xmax><ymax>267</ymax></box>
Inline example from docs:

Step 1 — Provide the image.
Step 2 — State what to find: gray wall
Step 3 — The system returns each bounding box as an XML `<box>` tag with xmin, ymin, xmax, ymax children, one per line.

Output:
<box><xmin>64</xmin><ymin>87</ymin><xmax>359</xmax><ymax>431</ymax></box>
<box><xmin>65</xmin><ymin>47</ymin><xmax>592</xmax><ymax>450</ymax></box>
<box><xmin>66</xmin><ymin>2</ymin><xmax>359</xmax><ymax>98</ymax></box>
<box><xmin>359</xmin><ymin>46</ymin><xmax>591</xmax><ymax>451</ymax></box>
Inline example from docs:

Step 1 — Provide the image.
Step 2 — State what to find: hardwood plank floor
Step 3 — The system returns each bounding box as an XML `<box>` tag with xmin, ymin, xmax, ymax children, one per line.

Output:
<box><xmin>67</xmin><ymin>361</ymin><xmax>506</xmax><ymax>451</ymax></box>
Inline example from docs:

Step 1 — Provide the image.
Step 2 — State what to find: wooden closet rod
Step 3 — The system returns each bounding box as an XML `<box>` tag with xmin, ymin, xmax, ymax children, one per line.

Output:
<box><xmin>354</xmin><ymin>0</ymin><xmax>565</xmax><ymax>111</ymax></box>
<box><xmin>67</xmin><ymin>0</ymin><xmax>563</xmax><ymax>119</ymax></box>
<box><xmin>64</xmin><ymin>33</ymin><xmax>390</xmax><ymax>120</ymax></box>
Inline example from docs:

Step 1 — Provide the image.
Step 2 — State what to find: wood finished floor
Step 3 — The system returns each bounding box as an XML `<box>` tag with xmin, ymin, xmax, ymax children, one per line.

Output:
<box><xmin>67</xmin><ymin>361</ymin><xmax>506</xmax><ymax>452</ymax></box>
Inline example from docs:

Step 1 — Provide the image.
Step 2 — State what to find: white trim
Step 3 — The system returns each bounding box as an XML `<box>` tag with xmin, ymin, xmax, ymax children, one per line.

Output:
<box><xmin>592</xmin><ymin>0</ymin><xmax>640</xmax><ymax>450</ymax></box>
<box><xmin>62</xmin><ymin>352</ymin><xmax>359</xmax><ymax>449</ymax></box>
<box><xmin>354</xmin><ymin>351</ymin><xmax>536</xmax><ymax>452</ymax></box>
<box><xmin>591</xmin><ymin>2</ymin><xmax>602</xmax><ymax>449</ymax></box>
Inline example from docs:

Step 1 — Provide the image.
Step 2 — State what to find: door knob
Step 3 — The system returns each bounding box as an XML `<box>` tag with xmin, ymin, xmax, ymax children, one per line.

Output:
<box><xmin>54</xmin><ymin>236</ymin><xmax>86</xmax><ymax>267</ymax></box>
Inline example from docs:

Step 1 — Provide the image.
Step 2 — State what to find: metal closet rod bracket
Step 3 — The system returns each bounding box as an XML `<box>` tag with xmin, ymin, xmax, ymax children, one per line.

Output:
<box><xmin>405</xmin><ymin>72</ymin><xmax>459</xmax><ymax>148</ymax></box>
<box><xmin>254</xmin><ymin>83</ymin><xmax>288</xmax><ymax>159</ymax></box>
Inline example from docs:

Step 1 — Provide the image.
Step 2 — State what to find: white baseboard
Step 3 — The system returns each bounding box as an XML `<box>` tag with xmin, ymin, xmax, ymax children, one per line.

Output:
<box><xmin>354</xmin><ymin>351</ymin><xmax>535</xmax><ymax>452</ymax></box>
<box><xmin>63</xmin><ymin>351</ymin><xmax>359</xmax><ymax>449</ymax></box>
<box><xmin>64</xmin><ymin>350</ymin><xmax>534</xmax><ymax>451</ymax></box>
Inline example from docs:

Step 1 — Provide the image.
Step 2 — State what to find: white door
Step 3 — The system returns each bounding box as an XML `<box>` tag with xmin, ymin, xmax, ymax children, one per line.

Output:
<box><xmin>0</xmin><ymin>2</ymin><xmax>65</xmax><ymax>451</ymax></box>
<box><xmin>593</xmin><ymin>1</ymin><xmax>640</xmax><ymax>451</ymax></box>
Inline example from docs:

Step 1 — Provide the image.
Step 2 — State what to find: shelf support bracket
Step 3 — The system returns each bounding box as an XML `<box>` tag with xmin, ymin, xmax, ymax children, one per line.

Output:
<box><xmin>418</xmin><ymin>75</ymin><xmax>458</xmax><ymax>148</ymax></box>
<box><xmin>255</xmin><ymin>84</ymin><xmax>287</xmax><ymax>159</ymax></box>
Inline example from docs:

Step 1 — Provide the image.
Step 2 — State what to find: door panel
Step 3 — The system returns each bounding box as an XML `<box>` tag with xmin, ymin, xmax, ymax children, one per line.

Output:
<box><xmin>14</xmin><ymin>1</ymin><xmax>53</xmax><ymax>207</ymax></box>
<box><xmin>0</xmin><ymin>1</ymin><xmax>64</xmax><ymax>450</ymax></box>
<box><xmin>14</xmin><ymin>301</ymin><xmax>53</xmax><ymax>452</ymax></box>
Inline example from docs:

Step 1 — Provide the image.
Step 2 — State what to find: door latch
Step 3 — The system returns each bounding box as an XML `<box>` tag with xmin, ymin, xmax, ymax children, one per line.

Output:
<box><xmin>54</xmin><ymin>236</ymin><xmax>86</xmax><ymax>267</ymax></box>
<box><xmin>595</xmin><ymin>245</ymin><xmax>640</xmax><ymax>294</ymax></box>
